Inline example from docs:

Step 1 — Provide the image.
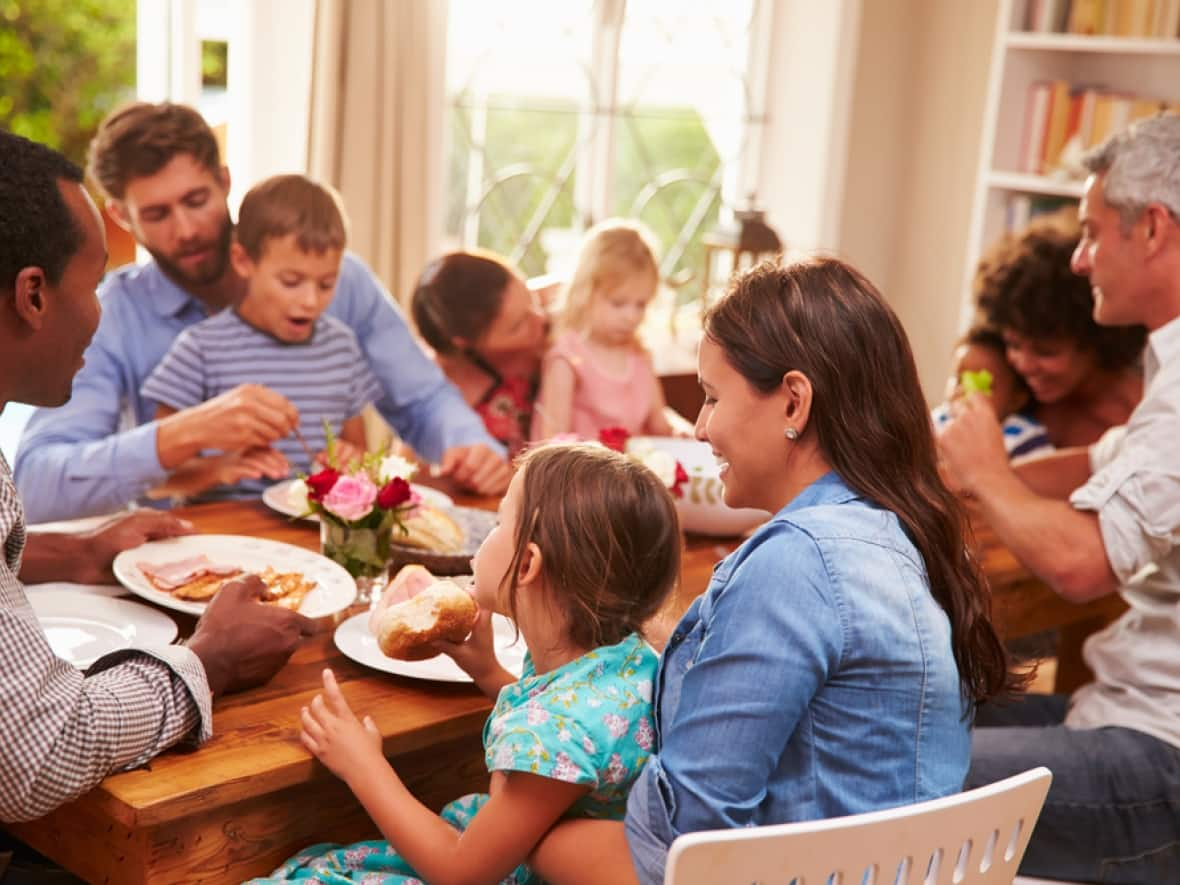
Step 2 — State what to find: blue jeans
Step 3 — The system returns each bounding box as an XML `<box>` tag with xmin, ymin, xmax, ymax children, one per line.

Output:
<box><xmin>967</xmin><ymin>694</ymin><xmax>1180</xmax><ymax>883</ymax></box>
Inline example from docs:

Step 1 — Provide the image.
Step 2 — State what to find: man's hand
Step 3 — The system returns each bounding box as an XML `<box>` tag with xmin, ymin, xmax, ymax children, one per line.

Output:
<box><xmin>150</xmin><ymin>448</ymin><xmax>290</xmax><ymax>501</ymax></box>
<box><xmin>300</xmin><ymin>668</ymin><xmax>386</xmax><ymax>785</ymax></box>
<box><xmin>79</xmin><ymin>511</ymin><xmax>196</xmax><ymax>583</ymax></box>
<box><xmin>20</xmin><ymin>510</ymin><xmax>196</xmax><ymax>585</ymax></box>
<box><xmin>437</xmin><ymin>444</ymin><xmax>511</xmax><ymax>495</ymax></box>
<box><xmin>186</xmin><ymin>575</ymin><xmax>316</xmax><ymax>696</ymax></box>
<box><xmin>936</xmin><ymin>394</ymin><xmax>1011</xmax><ymax>496</ymax></box>
<box><xmin>156</xmin><ymin>384</ymin><xmax>300</xmax><ymax>469</ymax></box>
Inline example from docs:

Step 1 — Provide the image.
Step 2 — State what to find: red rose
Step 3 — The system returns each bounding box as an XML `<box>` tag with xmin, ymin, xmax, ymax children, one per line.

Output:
<box><xmin>671</xmin><ymin>461</ymin><xmax>689</xmax><ymax>499</ymax></box>
<box><xmin>306</xmin><ymin>468</ymin><xmax>340</xmax><ymax>501</ymax></box>
<box><xmin>377</xmin><ymin>476</ymin><xmax>412</xmax><ymax>510</ymax></box>
<box><xmin>599</xmin><ymin>426</ymin><xmax>630</xmax><ymax>453</ymax></box>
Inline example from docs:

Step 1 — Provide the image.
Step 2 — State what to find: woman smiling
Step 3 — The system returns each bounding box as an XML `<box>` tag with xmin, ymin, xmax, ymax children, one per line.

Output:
<box><xmin>974</xmin><ymin>210</ymin><xmax>1144</xmax><ymax>447</ymax></box>
<box><xmin>529</xmin><ymin>257</ymin><xmax>1020</xmax><ymax>885</ymax></box>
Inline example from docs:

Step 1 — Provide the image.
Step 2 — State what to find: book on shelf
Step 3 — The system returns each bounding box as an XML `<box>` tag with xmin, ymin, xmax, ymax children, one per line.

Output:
<box><xmin>1024</xmin><ymin>0</ymin><xmax>1180</xmax><ymax>36</ymax></box>
<box><xmin>1020</xmin><ymin>82</ymin><xmax>1054</xmax><ymax>174</ymax></box>
<box><xmin>1020</xmin><ymin>80</ymin><xmax>1175</xmax><ymax>176</ymax></box>
<box><xmin>1068</xmin><ymin>0</ymin><xmax>1106</xmax><ymax>34</ymax></box>
<box><xmin>1025</xmin><ymin>0</ymin><xmax>1071</xmax><ymax>31</ymax></box>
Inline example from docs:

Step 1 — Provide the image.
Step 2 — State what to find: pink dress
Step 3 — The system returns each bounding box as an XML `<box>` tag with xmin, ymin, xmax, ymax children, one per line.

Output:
<box><xmin>535</xmin><ymin>330</ymin><xmax>658</xmax><ymax>439</ymax></box>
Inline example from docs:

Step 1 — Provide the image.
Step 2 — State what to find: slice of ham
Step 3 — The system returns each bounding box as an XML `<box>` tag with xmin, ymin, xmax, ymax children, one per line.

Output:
<box><xmin>368</xmin><ymin>564</ymin><xmax>443</xmax><ymax>634</ymax></box>
<box><xmin>138</xmin><ymin>554</ymin><xmax>241</xmax><ymax>591</ymax></box>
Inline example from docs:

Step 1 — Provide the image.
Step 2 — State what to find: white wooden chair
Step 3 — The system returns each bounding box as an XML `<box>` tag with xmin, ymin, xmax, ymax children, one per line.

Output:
<box><xmin>663</xmin><ymin>767</ymin><xmax>1052</xmax><ymax>885</ymax></box>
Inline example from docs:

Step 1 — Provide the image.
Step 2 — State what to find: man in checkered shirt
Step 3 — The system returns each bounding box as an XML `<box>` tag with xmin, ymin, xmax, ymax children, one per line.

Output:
<box><xmin>0</xmin><ymin>130</ymin><xmax>314</xmax><ymax>831</ymax></box>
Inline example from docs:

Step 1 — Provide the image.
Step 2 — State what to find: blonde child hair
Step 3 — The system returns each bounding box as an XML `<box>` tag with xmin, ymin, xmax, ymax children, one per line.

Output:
<box><xmin>559</xmin><ymin>218</ymin><xmax>661</xmax><ymax>344</ymax></box>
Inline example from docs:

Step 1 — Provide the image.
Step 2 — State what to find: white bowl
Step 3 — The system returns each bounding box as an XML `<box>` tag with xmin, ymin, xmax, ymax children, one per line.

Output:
<box><xmin>627</xmin><ymin>436</ymin><xmax>771</xmax><ymax>538</ymax></box>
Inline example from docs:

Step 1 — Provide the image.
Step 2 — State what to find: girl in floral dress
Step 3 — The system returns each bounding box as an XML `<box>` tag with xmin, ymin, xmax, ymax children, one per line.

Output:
<box><xmin>249</xmin><ymin>442</ymin><xmax>682</xmax><ymax>884</ymax></box>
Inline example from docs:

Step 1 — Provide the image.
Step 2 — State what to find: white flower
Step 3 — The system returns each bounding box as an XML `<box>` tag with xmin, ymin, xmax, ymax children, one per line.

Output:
<box><xmin>637</xmin><ymin>447</ymin><xmax>677</xmax><ymax>488</ymax></box>
<box><xmin>287</xmin><ymin>478</ymin><xmax>310</xmax><ymax>513</ymax></box>
<box><xmin>378</xmin><ymin>454</ymin><xmax>417</xmax><ymax>484</ymax></box>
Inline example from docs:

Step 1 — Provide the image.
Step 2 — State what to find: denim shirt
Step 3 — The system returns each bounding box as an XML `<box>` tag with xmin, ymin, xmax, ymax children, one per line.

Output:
<box><xmin>625</xmin><ymin>472</ymin><xmax>970</xmax><ymax>885</ymax></box>
<box><xmin>14</xmin><ymin>254</ymin><xmax>501</xmax><ymax>521</ymax></box>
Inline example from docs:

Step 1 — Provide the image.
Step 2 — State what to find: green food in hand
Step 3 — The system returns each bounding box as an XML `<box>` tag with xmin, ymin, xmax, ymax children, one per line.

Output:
<box><xmin>960</xmin><ymin>369</ymin><xmax>994</xmax><ymax>396</ymax></box>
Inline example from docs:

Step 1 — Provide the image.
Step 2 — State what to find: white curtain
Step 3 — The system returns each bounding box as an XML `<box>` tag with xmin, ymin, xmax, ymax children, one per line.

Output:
<box><xmin>307</xmin><ymin>0</ymin><xmax>447</xmax><ymax>304</ymax></box>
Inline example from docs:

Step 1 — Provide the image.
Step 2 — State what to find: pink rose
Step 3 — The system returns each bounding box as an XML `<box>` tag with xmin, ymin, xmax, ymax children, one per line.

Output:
<box><xmin>321</xmin><ymin>473</ymin><xmax>378</xmax><ymax>522</ymax></box>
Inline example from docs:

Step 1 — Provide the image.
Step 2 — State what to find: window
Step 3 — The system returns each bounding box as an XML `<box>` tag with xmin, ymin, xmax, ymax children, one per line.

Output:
<box><xmin>444</xmin><ymin>0</ymin><xmax>770</xmax><ymax>300</ymax></box>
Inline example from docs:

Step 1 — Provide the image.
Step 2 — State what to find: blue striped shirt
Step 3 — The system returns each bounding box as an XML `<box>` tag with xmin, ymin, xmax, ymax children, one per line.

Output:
<box><xmin>141</xmin><ymin>310</ymin><xmax>382</xmax><ymax>500</ymax></box>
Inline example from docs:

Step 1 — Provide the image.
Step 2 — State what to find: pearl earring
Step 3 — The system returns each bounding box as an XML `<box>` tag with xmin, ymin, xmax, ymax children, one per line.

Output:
<box><xmin>784</xmin><ymin>427</ymin><xmax>799</xmax><ymax>441</ymax></box>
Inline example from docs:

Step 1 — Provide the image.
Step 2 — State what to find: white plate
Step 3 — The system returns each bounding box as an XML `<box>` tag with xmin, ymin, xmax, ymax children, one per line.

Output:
<box><xmin>112</xmin><ymin>534</ymin><xmax>357</xmax><ymax>617</ymax></box>
<box><xmin>334</xmin><ymin>611</ymin><xmax>526</xmax><ymax>683</ymax></box>
<box><xmin>262</xmin><ymin>479</ymin><xmax>454</xmax><ymax>521</ymax></box>
<box><xmin>24</xmin><ymin>580</ymin><xmax>126</xmax><ymax>599</ymax></box>
<box><xmin>29</xmin><ymin>591</ymin><xmax>179</xmax><ymax>668</ymax></box>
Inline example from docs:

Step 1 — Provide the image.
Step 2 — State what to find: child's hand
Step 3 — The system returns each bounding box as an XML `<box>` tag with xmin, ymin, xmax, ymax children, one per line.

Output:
<box><xmin>317</xmin><ymin>440</ymin><xmax>366</xmax><ymax>471</ymax></box>
<box><xmin>300</xmin><ymin>669</ymin><xmax>385</xmax><ymax>784</ymax></box>
<box><xmin>150</xmin><ymin>448</ymin><xmax>289</xmax><ymax>499</ymax></box>
<box><xmin>433</xmin><ymin>608</ymin><xmax>500</xmax><ymax>683</ymax></box>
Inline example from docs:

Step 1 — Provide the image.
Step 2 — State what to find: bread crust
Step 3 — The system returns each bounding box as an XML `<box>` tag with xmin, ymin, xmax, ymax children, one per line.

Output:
<box><xmin>376</xmin><ymin>580</ymin><xmax>478</xmax><ymax>661</ymax></box>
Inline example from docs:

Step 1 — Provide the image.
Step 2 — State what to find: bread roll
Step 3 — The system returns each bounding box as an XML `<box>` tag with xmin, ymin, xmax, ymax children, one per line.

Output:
<box><xmin>375</xmin><ymin>579</ymin><xmax>478</xmax><ymax>661</ymax></box>
<box><xmin>395</xmin><ymin>505</ymin><xmax>464</xmax><ymax>554</ymax></box>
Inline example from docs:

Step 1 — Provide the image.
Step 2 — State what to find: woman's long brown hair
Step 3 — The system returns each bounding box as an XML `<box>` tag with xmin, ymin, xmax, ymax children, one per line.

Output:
<box><xmin>704</xmin><ymin>258</ymin><xmax>1022</xmax><ymax>704</ymax></box>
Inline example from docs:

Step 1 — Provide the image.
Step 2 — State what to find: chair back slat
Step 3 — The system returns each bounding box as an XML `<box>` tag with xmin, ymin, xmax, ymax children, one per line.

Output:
<box><xmin>664</xmin><ymin>767</ymin><xmax>1052</xmax><ymax>885</ymax></box>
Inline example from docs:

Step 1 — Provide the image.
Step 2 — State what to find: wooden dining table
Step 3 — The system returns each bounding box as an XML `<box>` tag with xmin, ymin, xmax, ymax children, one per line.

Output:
<box><xmin>5</xmin><ymin>493</ymin><xmax>1125</xmax><ymax>884</ymax></box>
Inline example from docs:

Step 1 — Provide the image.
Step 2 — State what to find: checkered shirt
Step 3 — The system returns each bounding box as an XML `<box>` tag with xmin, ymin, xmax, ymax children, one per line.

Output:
<box><xmin>0</xmin><ymin>454</ymin><xmax>212</xmax><ymax>822</ymax></box>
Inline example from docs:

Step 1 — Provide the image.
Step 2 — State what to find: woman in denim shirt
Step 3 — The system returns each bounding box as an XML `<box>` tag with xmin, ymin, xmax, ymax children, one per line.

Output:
<box><xmin>531</xmin><ymin>258</ymin><xmax>1021</xmax><ymax>885</ymax></box>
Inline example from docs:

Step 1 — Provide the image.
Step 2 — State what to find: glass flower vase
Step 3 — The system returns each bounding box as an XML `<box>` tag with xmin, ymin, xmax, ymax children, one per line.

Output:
<box><xmin>319</xmin><ymin>511</ymin><xmax>395</xmax><ymax>607</ymax></box>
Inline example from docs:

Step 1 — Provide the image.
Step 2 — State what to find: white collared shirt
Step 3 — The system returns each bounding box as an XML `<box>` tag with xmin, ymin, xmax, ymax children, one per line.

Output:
<box><xmin>1067</xmin><ymin>313</ymin><xmax>1180</xmax><ymax>747</ymax></box>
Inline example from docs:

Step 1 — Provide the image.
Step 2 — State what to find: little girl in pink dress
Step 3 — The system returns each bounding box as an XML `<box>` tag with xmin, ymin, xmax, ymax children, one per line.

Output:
<box><xmin>532</xmin><ymin>219</ymin><xmax>675</xmax><ymax>440</ymax></box>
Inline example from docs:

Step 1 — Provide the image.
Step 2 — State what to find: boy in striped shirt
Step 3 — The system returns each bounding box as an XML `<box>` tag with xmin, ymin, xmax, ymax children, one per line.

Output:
<box><xmin>141</xmin><ymin>174</ymin><xmax>380</xmax><ymax>502</ymax></box>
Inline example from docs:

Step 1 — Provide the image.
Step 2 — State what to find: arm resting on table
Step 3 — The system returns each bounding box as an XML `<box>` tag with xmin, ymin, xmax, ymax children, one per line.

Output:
<box><xmin>0</xmin><ymin>604</ymin><xmax>210</xmax><ymax>822</ymax></box>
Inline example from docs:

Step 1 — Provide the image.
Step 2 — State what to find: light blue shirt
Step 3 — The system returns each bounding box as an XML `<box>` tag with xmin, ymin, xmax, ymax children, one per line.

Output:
<box><xmin>624</xmin><ymin>472</ymin><xmax>971</xmax><ymax>885</ymax></box>
<box><xmin>14</xmin><ymin>254</ymin><xmax>501</xmax><ymax>521</ymax></box>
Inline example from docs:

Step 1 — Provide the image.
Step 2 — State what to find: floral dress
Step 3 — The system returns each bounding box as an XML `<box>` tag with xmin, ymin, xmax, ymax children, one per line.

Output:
<box><xmin>248</xmin><ymin>633</ymin><xmax>657</xmax><ymax>884</ymax></box>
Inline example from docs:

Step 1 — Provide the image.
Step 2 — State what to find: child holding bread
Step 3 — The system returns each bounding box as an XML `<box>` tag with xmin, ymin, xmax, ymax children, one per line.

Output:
<box><xmin>250</xmin><ymin>442</ymin><xmax>681</xmax><ymax>884</ymax></box>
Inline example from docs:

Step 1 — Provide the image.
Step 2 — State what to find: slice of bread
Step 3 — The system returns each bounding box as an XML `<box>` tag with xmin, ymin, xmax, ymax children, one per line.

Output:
<box><xmin>394</xmin><ymin>505</ymin><xmax>465</xmax><ymax>554</ymax></box>
<box><xmin>375</xmin><ymin>579</ymin><xmax>477</xmax><ymax>661</ymax></box>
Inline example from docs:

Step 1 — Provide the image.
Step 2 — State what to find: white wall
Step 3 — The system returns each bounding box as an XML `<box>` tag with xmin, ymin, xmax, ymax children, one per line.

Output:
<box><xmin>758</xmin><ymin>1</ymin><xmax>863</xmax><ymax>255</ymax></box>
<box><xmin>832</xmin><ymin>0</ymin><xmax>1000</xmax><ymax>402</ymax></box>
<box><xmin>757</xmin><ymin>0</ymin><xmax>999</xmax><ymax>403</ymax></box>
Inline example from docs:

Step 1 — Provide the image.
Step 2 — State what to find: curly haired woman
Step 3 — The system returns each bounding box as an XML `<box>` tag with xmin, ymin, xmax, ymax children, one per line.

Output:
<box><xmin>972</xmin><ymin>208</ymin><xmax>1145</xmax><ymax>447</ymax></box>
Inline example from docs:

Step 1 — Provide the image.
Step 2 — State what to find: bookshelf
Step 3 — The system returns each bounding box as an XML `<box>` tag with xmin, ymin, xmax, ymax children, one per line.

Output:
<box><xmin>959</xmin><ymin>0</ymin><xmax>1180</xmax><ymax>327</ymax></box>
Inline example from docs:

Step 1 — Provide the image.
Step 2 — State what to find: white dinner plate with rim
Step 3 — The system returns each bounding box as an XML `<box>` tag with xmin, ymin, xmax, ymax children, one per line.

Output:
<box><xmin>29</xmin><ymin>591</ymin><xmax>179</xmax><ymax>669</ymax></box>
<box><xmin>262</xmin><ymin>479</ymin><xmax>454</xmax><ymax>521</ymax></box>
<box><xmin>112</xmin><ymin>534</ymin><xmax>357</xmax><ymax>617</ymax></box>
<box><xmin>334</xmin><ymin>611</ymin><xmax>526</xmax><ymax>683</ymax></box>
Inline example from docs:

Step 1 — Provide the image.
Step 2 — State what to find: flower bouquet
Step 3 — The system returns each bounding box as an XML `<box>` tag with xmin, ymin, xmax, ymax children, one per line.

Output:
<box><xmin>288</xmin><ymin>432</ymin><xmax>419</xmax><ymax>605</ymax></box>
<box><xmin>597</xmin><ymin>426</ymin><xmax>689</xmax><ymax>498</ymax></box>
